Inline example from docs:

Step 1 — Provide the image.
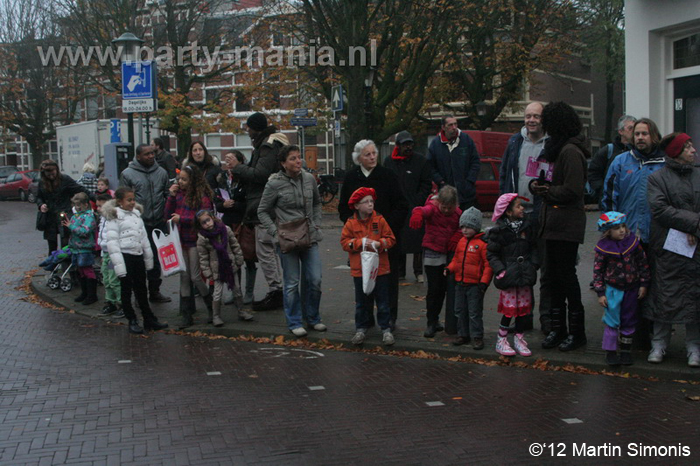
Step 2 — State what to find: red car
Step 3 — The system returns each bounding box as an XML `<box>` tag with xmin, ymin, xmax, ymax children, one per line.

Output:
<box><xmin>475</xmin><ymin>158</ymin><xmax>501</xmax><ymax>212</ymax></box>
<box><xmin>0</xmin><ymin>170</ymin><xmax>39</xmax><ymax>201</ymax></box>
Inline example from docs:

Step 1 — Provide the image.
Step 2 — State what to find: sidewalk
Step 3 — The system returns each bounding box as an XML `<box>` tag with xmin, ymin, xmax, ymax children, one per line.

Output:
<box><xmin>31</xmin><ymin>212</ymin><xmax>700</xmax><ymax>381</ymax></box>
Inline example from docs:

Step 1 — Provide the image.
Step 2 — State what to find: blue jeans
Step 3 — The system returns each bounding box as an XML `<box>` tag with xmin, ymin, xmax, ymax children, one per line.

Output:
<box><xmin>353</xmin><ymin>275</ymin><xmax>391</xmax><ymax>331</ymax></box>
<box><xmin>455</xmin><ymin>283</ymin><xmax>484</xmax><ymax>338</ymax></box>
<box><xmin>278</xmin><ymin>243</ymin><xmax>322</xmax><ymax>330</ymax></box>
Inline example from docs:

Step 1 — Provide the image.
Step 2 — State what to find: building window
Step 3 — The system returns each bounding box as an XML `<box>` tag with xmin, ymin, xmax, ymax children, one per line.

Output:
<box><xmin>674</xmin><ymin>33</ymin><xmax>700</xmax><ymax>69</ymax></box>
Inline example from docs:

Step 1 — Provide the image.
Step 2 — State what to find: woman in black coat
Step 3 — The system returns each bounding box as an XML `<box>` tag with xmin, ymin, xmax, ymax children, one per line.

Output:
<box><xmin>36</xmin><ymin>159</ymin><xmax>88</xmax><ymax>254</ymax></box>
<box><xmin>182</xmin><ymin>141</ymin><xmax>222</xmax><ymax>192</ymax></box>
<box><xmin>338</xmin><ymin>139</ymin><xmax>409</xmax><ymax>328</ymax></box>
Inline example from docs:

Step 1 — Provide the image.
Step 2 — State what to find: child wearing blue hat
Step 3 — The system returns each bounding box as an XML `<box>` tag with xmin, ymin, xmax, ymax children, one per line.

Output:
<box><xmin>593</xmin><ymin>211</ymin><xmax>650</xmax><ymax>366</ymax></box>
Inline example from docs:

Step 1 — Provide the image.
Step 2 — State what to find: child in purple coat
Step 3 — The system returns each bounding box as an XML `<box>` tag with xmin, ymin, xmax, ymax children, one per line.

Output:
<box><xmin>593</xmin><ymin>211</ymin><xmax>650</xmax><ymax>366</ymax></box>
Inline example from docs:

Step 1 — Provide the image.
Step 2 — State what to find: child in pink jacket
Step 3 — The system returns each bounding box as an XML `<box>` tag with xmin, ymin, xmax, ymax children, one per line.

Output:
<box><xmin>409</xmin><ymin>184</ymin><xmax>462</xmax><ymax>338</ymax></box>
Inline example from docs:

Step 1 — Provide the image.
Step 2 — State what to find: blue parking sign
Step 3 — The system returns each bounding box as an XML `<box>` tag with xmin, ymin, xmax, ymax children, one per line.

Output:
<box><xmin>121</xmin><ymin>61</ymin><xmax>156</xmax><ymax>100</ymax></box>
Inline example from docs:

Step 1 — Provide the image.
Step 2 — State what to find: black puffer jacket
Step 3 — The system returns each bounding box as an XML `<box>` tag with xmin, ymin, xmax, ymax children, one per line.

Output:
<box><xmin>486</xmin><ymin>216</ymin><xmax>539</xmax><ymax>290</ymax></box>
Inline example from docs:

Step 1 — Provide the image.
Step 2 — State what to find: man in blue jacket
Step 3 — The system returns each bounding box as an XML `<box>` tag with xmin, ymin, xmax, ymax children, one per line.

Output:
<box><xmin>427</xmin><ymin>116</ymin><xmax>481</xmax><ymax>210</ymax></box>
<box><xmin>601</xmin><ymin>117</ymin><xmax>665</xmax><ymax>246</ymax></box>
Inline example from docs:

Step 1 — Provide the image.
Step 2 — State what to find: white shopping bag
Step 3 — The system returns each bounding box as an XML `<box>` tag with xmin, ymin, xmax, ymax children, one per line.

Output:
<box><xmin>361</xmin><ymin>238</ymin><xmax>379</xmax><ymax>295</ymax></box>
<box><xmin>152</xmin><ymin>220</ymin><xmax>187</xmax><ymax>277</ymax></box>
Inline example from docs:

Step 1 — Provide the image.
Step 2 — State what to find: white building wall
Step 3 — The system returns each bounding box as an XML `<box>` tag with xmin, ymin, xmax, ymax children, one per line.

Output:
<box><xmin>625</xmin><ymin>0</ymin><xmax>700</xmax><ymax>133</ymax></box>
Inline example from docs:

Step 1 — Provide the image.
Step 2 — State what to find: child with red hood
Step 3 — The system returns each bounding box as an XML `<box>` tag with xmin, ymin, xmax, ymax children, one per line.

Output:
<box><xmin>341</xmin><ymin>187</ymin><xmax>397</xmax><ymax>346</ymax></box>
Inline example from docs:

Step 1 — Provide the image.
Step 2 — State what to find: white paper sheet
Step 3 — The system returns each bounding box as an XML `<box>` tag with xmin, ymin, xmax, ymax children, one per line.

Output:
<box><xmin>663</xmin><ymin>228</ymin><xmax>697</xmax><ymax>258</ymax></box>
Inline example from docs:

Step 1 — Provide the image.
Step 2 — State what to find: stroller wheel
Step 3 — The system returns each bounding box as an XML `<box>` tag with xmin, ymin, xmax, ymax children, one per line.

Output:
<box><xmin>60</xmin><ymin>277</ymin><xmax>73</xmax><ymax>292</ymax></box>
<box><xmin>47</xmin><ymin>276</ymin><xmax>60</xmax><ymax>290</ymax></box>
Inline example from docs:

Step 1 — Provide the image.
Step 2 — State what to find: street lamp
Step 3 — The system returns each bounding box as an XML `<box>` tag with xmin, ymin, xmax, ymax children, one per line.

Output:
<box><xmin>112</xmin><ymin>32</ymin><xmax>145</xmax><ymax>157</ymax></box>
<box><xmin>364</xmin><ymin>66</ymin><xmax>376</xmax><ymax>139</ymax></box>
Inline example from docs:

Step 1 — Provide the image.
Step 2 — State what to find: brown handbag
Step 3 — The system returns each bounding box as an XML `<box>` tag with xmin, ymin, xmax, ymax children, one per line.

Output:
<box><xmin>234</xmin><ymin>223</ymin><xmax>258</xmax><ymax>262</ymax></box>
<box><xmin>276</xmin><ymin>179</ymin><xmax>312</xmax><ymax>254</ymax></box>
<box><xmin>277</xmin><ymin>217</ymin><xmax>311</xmax><ymax>253</ymax></box>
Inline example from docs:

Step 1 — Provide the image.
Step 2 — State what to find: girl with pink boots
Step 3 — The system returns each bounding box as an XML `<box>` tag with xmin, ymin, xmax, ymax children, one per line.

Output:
<box><xmin>486</xmin><ymin>193</ymin><xmax>539</xmax><ymax>356</ymax></box>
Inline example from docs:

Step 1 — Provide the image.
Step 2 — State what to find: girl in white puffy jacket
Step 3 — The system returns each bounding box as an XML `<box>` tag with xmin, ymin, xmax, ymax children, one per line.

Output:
<box><xmin>103</xmin><ymin>187</ymin><xmax>168</xmax><ymax>334</ymax></box>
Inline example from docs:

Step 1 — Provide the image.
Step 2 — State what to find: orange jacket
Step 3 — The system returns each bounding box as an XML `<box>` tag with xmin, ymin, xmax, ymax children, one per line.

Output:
<box><xmin>446</xmin><ymin>232</ymin><xmax>493</xmax><ymax>285</ymax></box>
<box><xmin>341</xmin><ymin>211</ymin><xmax>396</xmax><ymax>278</ymax></box>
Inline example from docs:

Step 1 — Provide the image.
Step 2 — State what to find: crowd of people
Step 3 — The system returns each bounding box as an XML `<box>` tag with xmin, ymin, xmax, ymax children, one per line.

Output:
<box><xmin>33</xmin><ymin>105</ymin><xmax>699</xmax><ymax>367</ymax></box>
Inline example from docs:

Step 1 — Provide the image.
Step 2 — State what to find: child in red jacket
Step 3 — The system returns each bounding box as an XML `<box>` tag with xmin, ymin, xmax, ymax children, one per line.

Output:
<box><xmin>409</xmin><ymin>185</ymin><xmax>462</xmax><ymax>338</ymax></box>
<box><xmin>341</xmin><ymin>187</ymin><xmax>397</xmax><ymax>346</ymax></box>
<box><xmin>445</xmin><ymin>207</ymin><xmax>493</xmax><ymax>349</ymax></box>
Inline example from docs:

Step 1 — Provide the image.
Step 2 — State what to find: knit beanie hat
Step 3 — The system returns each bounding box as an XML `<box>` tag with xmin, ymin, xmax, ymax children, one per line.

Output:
<box><xmin>664</xmin><ymin>133</ymin><xmax>691</xmax><ymax>158</ymax></box>
<box><xmin>246</xmin><ymin>112</ymin><xmax>267</xmax><ymax>131</ymax></box>
<box><xmin>459</xmin><ymin>207</ymin><xmax>482</xmax><ymax>231</ymax></box>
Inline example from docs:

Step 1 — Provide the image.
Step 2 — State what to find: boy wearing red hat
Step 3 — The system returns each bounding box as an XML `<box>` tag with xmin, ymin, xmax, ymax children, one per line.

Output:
<box><xmin>341</xmin><ymin>187</ymin><xmax>397</xmax><ymax>346</ymax></box>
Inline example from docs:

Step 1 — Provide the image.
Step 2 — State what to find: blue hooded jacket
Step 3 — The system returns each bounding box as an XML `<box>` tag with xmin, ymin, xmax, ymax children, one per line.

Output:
<box><xmin>601</xmin><ymin>147</ymin><xmax>664</xmax><ymax>243</ymax></box>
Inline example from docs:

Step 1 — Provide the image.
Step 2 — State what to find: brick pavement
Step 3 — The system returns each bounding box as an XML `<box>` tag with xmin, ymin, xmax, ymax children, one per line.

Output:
<box><xmin>1</xmin><ymin>201</ymin><xmax>700</xmax><ymax>464</ymax></box>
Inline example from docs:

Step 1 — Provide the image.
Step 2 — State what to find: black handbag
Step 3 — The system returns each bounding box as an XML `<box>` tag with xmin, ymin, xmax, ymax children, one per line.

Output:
<box><xmin>36</xmin><ymin>211</ymin><xmax>48</xmax><ymax>231</ymax></box>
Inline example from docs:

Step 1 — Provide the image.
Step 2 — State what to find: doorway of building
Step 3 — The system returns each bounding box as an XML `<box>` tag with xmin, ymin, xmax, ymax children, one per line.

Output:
<box><xmin>673</xmin><ymin>75</ymin><xmax>700</xmax><ymax>145</ymax></box>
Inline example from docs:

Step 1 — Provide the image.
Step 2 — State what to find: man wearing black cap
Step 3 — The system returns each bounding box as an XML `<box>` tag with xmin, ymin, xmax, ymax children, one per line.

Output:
<box><xmin>228</xmin><ymin>112</ymin><xmax>289</xmax><ymax>311</ymax></box>
<box><xmin>384</xmin><ymin>130</ymin><xmax>432</xmax><ymax>284</ymax></box>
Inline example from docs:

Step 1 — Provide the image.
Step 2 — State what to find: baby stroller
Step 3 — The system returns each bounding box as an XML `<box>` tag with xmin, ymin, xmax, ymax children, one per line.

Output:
<box><xmin>39</xmin><ymin>246</ymin><xmax>74</xmax><ymax>292</ymax></box>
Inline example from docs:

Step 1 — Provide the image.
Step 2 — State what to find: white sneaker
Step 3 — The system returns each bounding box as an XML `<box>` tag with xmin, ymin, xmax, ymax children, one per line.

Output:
<box><xmin>416</xmin><ymin>274</ymin><xmax>424</xmax><ymax>283</ymax></box>
<box><xmin>688</xmin><ymin>352</ymin><xmax>700</xmax><ymax>368</ymax></box>
<box><xmin>647</xmin><ymin>347</ymin><xmax>665</xmax><ymax>364</ymax></box>
<box><xmin>496</xmin><ymin>336</ymin><xmax>516</xmax><ymax>356</ymax></box>
<box><xmin>351</xmin><ymin>331</ymin><xmax>366</xmax><ymax>345</ymax></box>
<box><xmin>291</xmin><ymin>327</ymin><xmax>307</xmax><ymax>337</ymax></box>
<box><xmin>312</xmin><ymin>323</ymin><xmax>327</xmax><ymax>332</ymax></box>
<box><xmin>513</xmin><ymin>333</ymin><xmax>532</xmax><ymax>357</ymax></box>
<box><xmin>382</xmin><ymin>330</ymin><xmax>395</xmax><ymax>346</ymax></box>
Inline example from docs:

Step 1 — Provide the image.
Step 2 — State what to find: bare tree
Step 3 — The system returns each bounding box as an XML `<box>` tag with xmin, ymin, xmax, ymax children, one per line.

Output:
<box><xmin>0</xmin><ymin>0</ymin><xmax>82</xmax><ymax>167</ymax></box>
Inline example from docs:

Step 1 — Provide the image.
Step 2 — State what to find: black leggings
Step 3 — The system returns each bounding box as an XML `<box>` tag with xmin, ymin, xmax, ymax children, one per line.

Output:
<box><xmin>500</xmin><ymin>315</ymin><xmax>529</xmax><ymax>334</ymax></box>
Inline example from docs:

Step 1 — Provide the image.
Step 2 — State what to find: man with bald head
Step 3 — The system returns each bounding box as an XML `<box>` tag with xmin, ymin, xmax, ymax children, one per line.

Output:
<box><xmin>499</xmin><ymin>101</ymin><xmax>550</xmax><ymax>332</ymax></box>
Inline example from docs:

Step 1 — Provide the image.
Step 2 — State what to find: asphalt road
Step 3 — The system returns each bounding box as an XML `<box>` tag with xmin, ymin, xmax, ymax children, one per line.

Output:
<box><xmin>1</xmin><ymin>200</ymin><xmax>699</xmax><ymax>465</ymax></box>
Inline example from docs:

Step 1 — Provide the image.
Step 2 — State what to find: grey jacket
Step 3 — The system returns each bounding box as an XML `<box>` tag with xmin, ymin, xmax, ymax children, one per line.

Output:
<box><xmin>257</xmin><ymin>170</ymin><xmax>323</xmax><ymax>244</ymax></box>
<box><xmin>119</xmin><ymin>159</ymin><xmax>170</xmax><ymax>227</ymax></box>
<box><xmin>644</xmin><ymin>158</ymin><xmax>700</xmax><ymax>324</ymax></box>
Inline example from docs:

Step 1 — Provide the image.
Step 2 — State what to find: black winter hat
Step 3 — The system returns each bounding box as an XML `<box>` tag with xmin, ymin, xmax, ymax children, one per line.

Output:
<box><xmin>246</xmin><ymin>112</ymin><xmax>268</xmax><ymax>131</ymax></box>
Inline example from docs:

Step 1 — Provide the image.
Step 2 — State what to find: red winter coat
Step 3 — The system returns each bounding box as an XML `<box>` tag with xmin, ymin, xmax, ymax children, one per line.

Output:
<box><xmin>446</xmin><ymin>232</ymin><xmax>493</xmax><ymax>285</ymax></box>
<box><xmin>414</xmin><ymin>198</ymin><xmax>461</xmax><ymax>253</ymax></box>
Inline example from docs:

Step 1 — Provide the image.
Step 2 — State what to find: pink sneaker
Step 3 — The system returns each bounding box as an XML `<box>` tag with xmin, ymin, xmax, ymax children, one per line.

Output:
<box><xmin>496</xmin><ymin>336</ymin><xmax>516</xmax><ymax>356</ymax></box>
<box><xmin>514</xmin><ymin>333</ymin><xmax>532</xmax><ymax>357</ymax></box>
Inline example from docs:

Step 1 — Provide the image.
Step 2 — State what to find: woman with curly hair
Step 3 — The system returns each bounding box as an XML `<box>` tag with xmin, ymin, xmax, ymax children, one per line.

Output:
<box><xmin>182</xmin><ymin>141</ymin><xmax>222</xmax><ymax>191</ymax></box>
<box><xmin>165</xmin><ymin>164</ymin><xmax>215</xmax><ymax>328</ymax></box>
<box><xmin>529</xmin><ymin>101</ymin><xmax>589</xmax><ymax>352</ymax></box>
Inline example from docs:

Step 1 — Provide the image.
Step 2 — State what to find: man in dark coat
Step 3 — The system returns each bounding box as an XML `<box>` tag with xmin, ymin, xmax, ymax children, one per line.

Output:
<box><xmin>339</xmin><ymin>139</ymin><xmax>409</xmax><ymax>328</ymax></box>
<box><xmin>383</xmin><ymin>130</ymin><xmax>432</xmax><ymax>282</ymax></box>
<box><xmin>427</xmin><ymin>115</ymin><xmax>481</xmax><ymax>210</ymax></box>
<box><xmin>228</xmin><ymin>112</ymin><xmax>289</xmax><ymax>311</ymax></box>
<box><xmin>587</xmin><ymin>114</ymin><xmax>635</xmax><ymax>208</ymax></box>
<box><xmin>152</xmin><ymin>137</ymin><xmax>179</xmax><ymax>182</ymax></box>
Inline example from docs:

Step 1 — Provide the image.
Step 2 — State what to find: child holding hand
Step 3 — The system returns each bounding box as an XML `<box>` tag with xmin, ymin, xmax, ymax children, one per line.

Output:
<box><xmin>341</xmin><ymin>187</ymin><xmax>396</xmax><ymax>346</ymax></box>
<box><xmin>445</xmin><ymin>207</ymin><xmax>493</xmax><ymax>349</ymax></box>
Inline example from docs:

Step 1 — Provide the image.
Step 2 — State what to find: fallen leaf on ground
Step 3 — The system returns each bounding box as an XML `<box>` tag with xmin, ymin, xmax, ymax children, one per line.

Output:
<box><xmin>409</xmin><ymin>295</ymin><xmax>426</xmax><ymax>301</ymax></box>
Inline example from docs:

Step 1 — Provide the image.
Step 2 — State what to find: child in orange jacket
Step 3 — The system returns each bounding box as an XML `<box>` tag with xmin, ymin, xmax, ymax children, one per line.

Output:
<box><xmin>341</xmin><ymin>187</ymin><xmax>396</xmax><ymax>346</ymax></box>
<box><xmin>445</xmin><ymin>207</ymin><xmax>493</xmax><ymax>349</ymax></box>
